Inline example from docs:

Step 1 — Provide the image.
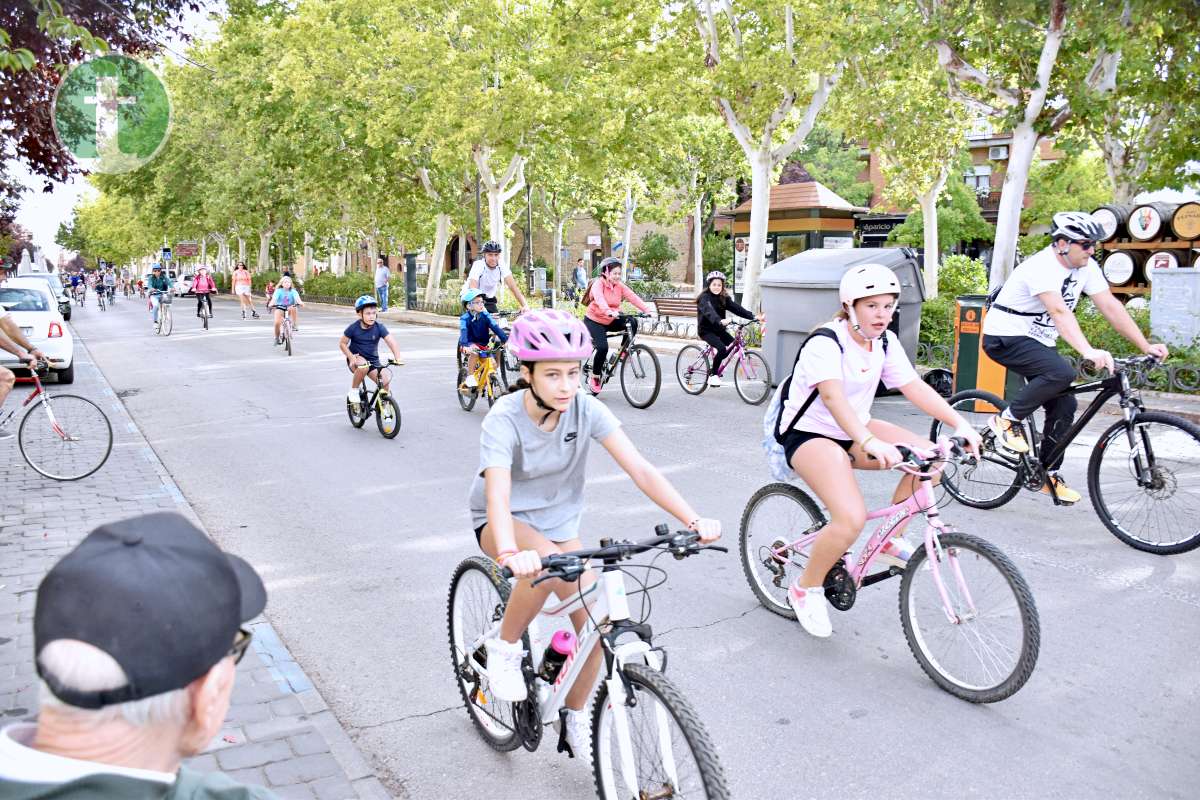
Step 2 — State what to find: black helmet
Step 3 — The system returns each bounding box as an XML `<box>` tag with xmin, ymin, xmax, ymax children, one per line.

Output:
<box><xmin>598</xmin><ymin>256</ymin><xmax>622</xmax><ymax>274</ymax></box>
<box><xmin>481</xmin><ymin>240</ymin><xmax>502</xmax><ymax>254</ymax></box>
<box><xmin>1050</xmin><ymin>212</ymin><xmax>1105</xmax><ymax>243</ymax></box>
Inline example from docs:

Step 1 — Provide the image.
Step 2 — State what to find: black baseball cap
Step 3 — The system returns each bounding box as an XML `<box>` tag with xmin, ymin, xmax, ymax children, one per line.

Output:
<box><xmin>34</xmin><ymin>513</ymin><xmax>267</xmax><ymax>709</ymax></box>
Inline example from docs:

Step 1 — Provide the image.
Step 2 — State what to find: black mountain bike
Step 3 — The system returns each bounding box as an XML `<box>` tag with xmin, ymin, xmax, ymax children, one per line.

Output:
<box><xmin>582</xmin><ymin>313</ymin><xmax>661</xmax><ymax>409</ymax></box>
<box><xmin>932</xmin><ymin>355</ymin><xmax>1200</xmax><ymax>554</ymax></box>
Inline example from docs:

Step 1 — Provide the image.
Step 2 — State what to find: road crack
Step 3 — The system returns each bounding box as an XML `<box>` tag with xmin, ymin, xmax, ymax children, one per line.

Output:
<box><xmin>351</xmin><ymin>704</ymin><xmax>459</xmax><ymax>732</ymax></box>
<box><xmin>656</xmin><ymin>605</ymin><xmax>761</xmax><ymax>639</ymax></box>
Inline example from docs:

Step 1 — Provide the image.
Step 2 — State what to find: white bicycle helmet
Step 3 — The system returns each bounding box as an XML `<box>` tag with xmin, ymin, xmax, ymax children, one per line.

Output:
<box><xmin>1050</xmin><ymin>211</ymin><xmax>1105</xmax><ymax>243</ymax></box>
<box><xmin>839</xmin><ymin>263</ymin><xmax>900</xmax><ymax>339</ymax></box>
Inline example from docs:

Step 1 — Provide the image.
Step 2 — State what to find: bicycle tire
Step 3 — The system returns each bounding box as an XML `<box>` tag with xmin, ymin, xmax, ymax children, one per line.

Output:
<box><xmin>346</xmin><ymin>392</ymin><xmax>369</xmax><ymax>428</ymax></box>
<box><xmin>18</xmin><ymin>394</ymin><xmax>113</xmax><ymax>481</ymax></box>
<box><xmin>1087</xmin><ymin>410</ymin><xmax>1200</xmax><ymax>554</ymax></box>
<box><xmin>284</xmin><ymin>327</ymin><xmax>292</xmax><ymax>356</ymax></box>
<box><xmin>375</xmin><ymin>394</ymin><xmax>402</xmax><ymax>439</ymax></box>
<box><xmin>496</xmin><ymin>353</ymin><xmax>509</xmax><ymax>396</ymax></box>
<box><xmin>446</xmin><ymin>556</ymin><xmax>526</xmax><ymax>752</ymax></box>
<box><xmin>739</xmin><ymin>483</ymin><xmax>826</xmax><ymax>618</ymax></box>
<box><xmin>899</xmin><ymin>532</ymin><xmax>1039</xmax><ymax>703</ymax></box>
<box><xmin>202</xmin><ymin>306</ymin><xmax>209</xmax><ymax>330</ymax></box>
<box><xmin>619</xmin><ymin>344</ymin><xmax>661</xmax><ymax>409</ymax></box>
<box><xmin>675</xmin><ymin>345</ymin><xmax>710</xmax><ymax>395</ymax></box>
<box><xmin>733</xmin><ymin>350</ymin><xmax>771</xmax><ymax>406</ymax></box>
<box><xmin>931</xmin><ymin>390</ymin><xmax>1022</xmax><ymax>509</ymax></box>
<box><xmin>591</xmin><ymin>662</ymin><xmax>730</xmax><ymax>800</ymax></box>
<box><xmin>486</xmin><ymin>373</ymin><xmax>501</xmax><ymax>408</ymax></box>
<box><xmin>161</xmin><ymin>307</ymin><xmax>173</xmax><ymax>336</ymax></box>
<box><xmin>457</xmin><ymin>367</ymin><xmax>477</xmax><ymax>411</ymax></box>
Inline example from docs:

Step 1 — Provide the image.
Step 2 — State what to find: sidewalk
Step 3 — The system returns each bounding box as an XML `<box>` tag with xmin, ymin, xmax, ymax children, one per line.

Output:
<box><xmin>0</xmin><ymin>339</ymin><xmax>390</xmax><ymax>799</ymax></box>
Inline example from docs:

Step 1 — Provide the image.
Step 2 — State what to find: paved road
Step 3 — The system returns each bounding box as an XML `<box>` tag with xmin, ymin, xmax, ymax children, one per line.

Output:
<box><xmin>71</xmin><ymin>295</ymin><xmax>1199</xmax><ymax>799</ymax></box>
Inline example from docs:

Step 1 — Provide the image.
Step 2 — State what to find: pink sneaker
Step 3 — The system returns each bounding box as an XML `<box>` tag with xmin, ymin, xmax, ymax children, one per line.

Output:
<box><xmin>589</xmin><ymin>376</ymin><xmax>602</xmax><ymax>394</ymax></box>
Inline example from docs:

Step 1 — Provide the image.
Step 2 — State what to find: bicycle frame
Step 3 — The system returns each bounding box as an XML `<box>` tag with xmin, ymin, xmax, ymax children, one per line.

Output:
<box><xmin>1023</xmin><ymin>370</ymin><xmax>1139</xmax><ymax>473</ymax></box>
<box><xmin>15</xmin><ymin>372</ymin><xmax>72</xmax><ymax>442</ymax></box>
<box><xmin>464</xmin><ymin>567</ymin><xmax>671</xmax><ymax>792</ymax></box>
<box><xmin>695</xmin><ymin>324</ymin><xmax>757</xmax><ymax>378</ymax></box>
<box><xmin>771</xmin><ymin>454</ymin><xmax>975</xmax><ymax>623</ymax></box>
<box><xmin>472</xmin><ymin>349</ymin><xmax>499</xmax><ymax>398</ymax></box>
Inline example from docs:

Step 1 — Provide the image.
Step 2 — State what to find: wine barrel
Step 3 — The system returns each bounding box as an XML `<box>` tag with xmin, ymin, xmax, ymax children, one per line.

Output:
<box><xmin>1100</xmin><ymin>249</ymin><xmax>1144</xmax><ymax>287</ymax></box>
<box><xmin>1128</xmin><ymin>202</ymin><xmax>1179</xmax><ymax>241</ymax></box>
<box><xmin>1143</xmin><ymin>249</ymin><xmax>1181</xmax><ymax>282</ymax></box>
<box><xmin>1170</xmin><ymin>201</ymin><xmax>1200</xmax><ymax>240</ymax></box>
<box><xmin>1092</xmin><ymin>204</ymin><xmax>1133</xmax><ymax>242</ymax></box>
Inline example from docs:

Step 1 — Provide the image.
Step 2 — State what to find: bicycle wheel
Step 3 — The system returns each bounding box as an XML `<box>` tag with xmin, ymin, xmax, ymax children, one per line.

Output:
<box><xmin>161</xmin><ymin>306</ymin><xmax>173</xmax><ymax>336</ymax></box>
<box><xmin>495</xmin><ymin>354</ymin><xmax>509</xmax><ymax>396</ymax></box>
<box><xmin>674</xmin><ymin>345</ymin><xmax>709</xmax><ymax>395</ymax></box>
<box><xmin>739</xmin><ymin>483</ymin><xmax>826</xmax><ymax>618</ymax></box>
<box><xmin>899</xmin><ymin>532</ymin><xmax>1039</xmax><ymax>703</ymax></box>
<box><xmin>346</xmin><ymin>391</ymin><xmax>369</xmax><ymax>428</ymax></box>
<box><xmin>486</xmin><ymin>372</ymin><xmax>502</xmax><ymax>408</ymax></box>
<box><xmin>1087</xmin><ymin>411</ymin><xmax>1200</xmax><ymax>554</ymax></box>
<box><xmin>591</xmin><ymin>663</ymin><xmax>730</xmax><ymax>800</ymax></box>
<box><xmin>457</xmin><ymin>367</ymin><xmax>477</xmax><ymax>411</ymax></box>
<box><xmin>202</xmin><ymin>306</ymin><xmax>209</xmax><ymax>330</ymax></box>
<box><xmin>446</xmin><ymin>556</ymin><xmax>525</xmax><ymax>752</ymax></box>
<box><xmin>733</xmin><ymin>350</ymin><xmax>771</xmax><ymax>406</ymax></box>
<box><xmin>619</xmin><ymin>344</ymin><xmax>661</xmax><ymax>409</ymax></box>
<box><xmin>18</xmin><ymin>395</ymin><xmax>114</xmax><ymax>481</ymax></box>
<box><xmin>930</xmin><ymin>390</ymin><xmax>1022</xmax><ymax>509</ymax></box>
<box><xmin>375</xmin><ymin>393</ymin><xmax>402</xmax><ymax>439</ymax></box>
<box><xmin>284</xmin><ymin>326</ymin><xmax>293</xmax><ymax>356</ymax></box>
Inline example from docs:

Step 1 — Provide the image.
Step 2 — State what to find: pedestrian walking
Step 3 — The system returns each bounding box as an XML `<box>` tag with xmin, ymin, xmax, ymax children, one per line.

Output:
<box><xmin>374</xmin><ymin>256</ymin><xmax>391</xmax><ymax>312</ymax></box>
<box><xmin>232</xmin><ymin>262</ymin><xmax>259</xmax><ymax>319</ymax></box>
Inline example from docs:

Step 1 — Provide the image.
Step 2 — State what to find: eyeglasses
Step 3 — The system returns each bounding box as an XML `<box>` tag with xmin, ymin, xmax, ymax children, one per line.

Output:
<box><xmin>229</xmin><ymin>627</ymin><xmax>253</xmax><ymax>665</ymax></box>
<box><xmin>1078</xmin><ymin>241</ymin><xmax>1097</xmax><ymax>251</ymax></box>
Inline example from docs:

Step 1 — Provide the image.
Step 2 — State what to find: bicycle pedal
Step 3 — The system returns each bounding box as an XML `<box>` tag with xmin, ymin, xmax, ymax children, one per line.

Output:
<box><xmin>555</xmin><ymin>708</ymin><xmax>575</xmax><ymax>759</ymax></box>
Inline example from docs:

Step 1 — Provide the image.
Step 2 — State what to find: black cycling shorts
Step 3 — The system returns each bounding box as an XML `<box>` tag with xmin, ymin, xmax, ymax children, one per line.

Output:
<box><xmin>473</xmin><ymin>523</ymin><xmax>486</xmax><ymax>545</ymax></box>
<box><xmin>781</xmin><ymin>429</ymin><xmax>853</xmax><ymax>465</ymax></box>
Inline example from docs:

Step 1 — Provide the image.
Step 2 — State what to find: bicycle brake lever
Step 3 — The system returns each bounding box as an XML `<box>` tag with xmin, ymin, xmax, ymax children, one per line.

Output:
<box><xmin>699</xmin><ymin>545</ymin><xmax>729</xmax><ymax>554</ymax></box>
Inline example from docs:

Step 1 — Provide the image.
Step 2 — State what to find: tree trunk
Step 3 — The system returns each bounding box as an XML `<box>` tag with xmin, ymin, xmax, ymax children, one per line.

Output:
<box><xmin>238</xmin><ymin>238</ymin><xmax>246</xmax><ymax>267</ymax></box>
<box><xmin>621</xmin><ymin>187</ymin><xmax>636</xmax><ymax>269</ymax></box>
<box><xmin>257</xmin><ymin>231</ymin><xmax>272</xmax><ymax>273</ymax></box>
<box><xmin>917</xmin><ymin>169</ymin><xmax>948</xmax><ymax>299</ymax></box>
<box><xmin>366</xmin><ymin>236</ymin><xmax>378</xmax><ymax>275</ymax></box>
<box><xmin>423</xmin><ymin>213</ymin><xmax>451</xmax><ymax>304</ymax></box>
<box><xmin>458</xmin><ymin>233</ymin><xmax>467</xmax><ymax>276</ymax></box>
<box><xmin>989</xmin><ymin>122</ymin><xmax>1039</xmax><ymax>288</ymax></box>
<box><xmin>692</xmin><ymin>196</ymin><xmax>704</xmax><ymax>291</ymax></box>
<box><xmin>552</xmin><ymin>217</ymin><xmax>566</xmax><ymax>300</ymax></box>
<box><xmin>303</xmin><ymin>231</ymin><xmax>313</xmax><ymax>277</ymax></box>
<box><xmin>200</xmin><ymin>237</ymin><xmax>207</xmax><ymax>267</ymax></box>
<box><xmin>742</xmin><ymin>150</ymin><xmax>773</xmax><ymax>311</ymax></box>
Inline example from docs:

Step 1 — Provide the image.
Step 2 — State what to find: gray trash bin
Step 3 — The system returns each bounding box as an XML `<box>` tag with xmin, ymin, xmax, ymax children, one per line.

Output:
<box><xmin>759</xmin><ymin>247</ymin><xmax>926</xmax><ymax>385</ymax></box>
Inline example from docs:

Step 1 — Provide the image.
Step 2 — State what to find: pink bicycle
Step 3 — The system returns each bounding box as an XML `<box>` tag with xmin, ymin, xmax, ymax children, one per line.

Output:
<box><xmin>739</xmin><ymin>438</ymin><xmax>1040</xmax><ymax>703</ymax></box>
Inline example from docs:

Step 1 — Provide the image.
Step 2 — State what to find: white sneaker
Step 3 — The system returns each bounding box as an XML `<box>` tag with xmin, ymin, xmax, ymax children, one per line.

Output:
<box><xmin>563</xmin><ymin>708</ymin><xmax>591</xmax><ymax>760</ymax></box>
<box><xmin>876</xmin><ymin>535</ymin><xmax>915</xmax><ymax>570</ymax></box>
<box><xmin>464</xmin><ymin>374</ymin><xmax>479</xmax><ymax>388</ymax></box>
<box><xmin>707</xmin><ymin>375</ymin><xmax>722</xmax><ymax>387</ymax></box>
<box><xmin>483</xmin><ymin>637</ymin><xmax>527</xmax><ymax>702</ymax></box>
<box><xmin>787</xmin><ymin>583</ymin><xmax>832</xmax><ymax>638</ymax></box>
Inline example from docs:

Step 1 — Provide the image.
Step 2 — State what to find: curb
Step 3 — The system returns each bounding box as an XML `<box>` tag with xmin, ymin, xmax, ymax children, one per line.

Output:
<box><xmin>72</xmin><ymin>329</ymin><xmax>391</xmax><ymax>800</ymax></box>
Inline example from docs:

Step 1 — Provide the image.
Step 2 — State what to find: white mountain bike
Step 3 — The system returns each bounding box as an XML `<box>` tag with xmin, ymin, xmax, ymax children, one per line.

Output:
<box><xmin>447</xmin><ymin>525</ymin><xmax>731</xmax><ymax>799</ymax></box>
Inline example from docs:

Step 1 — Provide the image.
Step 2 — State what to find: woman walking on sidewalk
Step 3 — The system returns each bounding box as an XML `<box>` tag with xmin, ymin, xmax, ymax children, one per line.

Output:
<box><xmin>232</xmin><ymin>262</ymin><xmax>259</xmax><ymax>319</ymax></box>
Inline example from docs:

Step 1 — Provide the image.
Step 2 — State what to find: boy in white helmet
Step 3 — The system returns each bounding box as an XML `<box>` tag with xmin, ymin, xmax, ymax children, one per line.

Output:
<box><xmin>774</xmin><ymin>263</ymin><xmax>981</xmax><ymax>638</ymax></box>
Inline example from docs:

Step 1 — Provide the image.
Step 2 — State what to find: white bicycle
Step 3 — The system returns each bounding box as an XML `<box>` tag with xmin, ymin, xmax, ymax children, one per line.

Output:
<box><xmin>447</xmin><ymin>525</ymin><xmax>731</xmax><ymax>799</ymax></box>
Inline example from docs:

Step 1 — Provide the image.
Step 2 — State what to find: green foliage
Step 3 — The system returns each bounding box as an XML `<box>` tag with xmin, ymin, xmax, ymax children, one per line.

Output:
<box><xmin>1017</xmin><ymin>234</ymin><xmax>1051</xmax><ymax>259</ymax></box>
<box><xmin>789</xmin><ymin>125</ymin><xmax>873</xmax><ymax>207</ymax></box>
<box><xmin>918</xmin><ymin>256</ymin><xmax>987</xmax><ymax>351</ymax></box>
<box><xmin>1021</xmin><ymin>151</ymin><xmax>1112</xmax><ymax>231</ymax></box>
<box><xmin>701</xmin><ymin>233</ymin><xmax>732</xmax><ymax>279</ymax></box>
<box><xmin>302</xmin><ymin>271</ymin><xmax>375</xmax><ymax>297</ymax></box>
<box><xmin>1066</xmin><ymin>298</ymin><xmax>1200</xmax><ymax>393</ymax></box>
<box><xmin>887</xmin><ymin>179</ymin><xmax>994</xmax><ymax>251</ymax></box>
<box><xmin>632</xmin><ymin>232</ymin><xmax>677</xmax><ymax>282</ymax></box>
<box><xmin>627</xmin><ymin>279</ymin><xmax>677</xmax><ymax>299</ymax></box>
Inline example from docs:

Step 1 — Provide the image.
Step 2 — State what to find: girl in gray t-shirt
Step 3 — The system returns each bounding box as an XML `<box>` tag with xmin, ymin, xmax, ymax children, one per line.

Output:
<box><xmin>466</xmin><ymin>310</ymin><xmax>721</xmax><ymax>758</ymax></box>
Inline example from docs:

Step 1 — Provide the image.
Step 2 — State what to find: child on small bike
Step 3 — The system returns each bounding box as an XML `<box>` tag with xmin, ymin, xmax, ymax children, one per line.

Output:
<box><xmin>340</xmin><ymin>295</ymin><xmax>403</xmax><ymax>412</ymax></box>
<box><xmin>269</xmin><ymin>276</ymin><xmax>303</xmax><ymax>345</ymax></box>
<box><xmin>582</xmin><ymin>257</ymin><xmax>652</xmax><ymax>394</ymax></box>
<box><xmin>777</xmin><ymin>263</ymin><xmax>981</xmax><ymax>638</ymax></box>
<box><xmin>469</xmin><ymin>308</ymin><xmax>721</xmax><ymax>759</ymax></box>
<box><xmin>458</xmin><ymin>289</ymin><xmax>508</xmax><ymax>390</ymax></box>
<box><xmin>696</xmin><ymin>270</ymin><xmax>762</xmax><ymax>387</ymax></box>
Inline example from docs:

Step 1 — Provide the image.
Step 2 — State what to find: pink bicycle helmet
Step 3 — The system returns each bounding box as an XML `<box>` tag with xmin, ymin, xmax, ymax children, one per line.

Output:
<box><xmin>508</xmin><ymin>309</ymin><xmax>592</xmax><ymax>361</ymax></box>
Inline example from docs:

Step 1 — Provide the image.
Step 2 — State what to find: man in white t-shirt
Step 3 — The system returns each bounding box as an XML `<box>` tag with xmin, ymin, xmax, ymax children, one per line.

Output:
<box><xmin>0</xmin><ymin>304</ymin><xmax>48</xmax><ymax>440</ymax></box>
<box><xmin>981</xmin><ymin>211</ymin><xmax>1169</xmax><ymax>503</ymax></box>
<box><xmin>466</xmin><ymin>240</ymin><xmax>529</xmax><ymax>314</ymax></box>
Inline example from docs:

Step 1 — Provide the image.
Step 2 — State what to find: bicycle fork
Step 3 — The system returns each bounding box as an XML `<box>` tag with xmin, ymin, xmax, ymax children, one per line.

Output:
<box><xmin>922</xmin><ymin>519</ymin><xmax>978</xmax><ymax>625</ymax></box>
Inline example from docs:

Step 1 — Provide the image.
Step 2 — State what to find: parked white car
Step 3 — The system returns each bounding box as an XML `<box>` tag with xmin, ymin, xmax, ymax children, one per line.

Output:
<box><xmin>18</xmin><ymin>271</ymin><xmax>73</xmax><ymax>320</ymax></box>
<box><xmin>174</xmin><ymin>272</ymin><xmax>194</xmax><ymax>297</ymax></box>
<box><xmin>0</xmin><ymin>277</ymin><xmax>75</xmax><ymax>384</ymax></box>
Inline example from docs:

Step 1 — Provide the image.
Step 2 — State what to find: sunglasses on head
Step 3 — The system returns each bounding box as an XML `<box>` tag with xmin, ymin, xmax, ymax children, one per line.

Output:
<box><xmin>229</xmin><ymin>627</ymin><xmax>253</xmax><ymax>665</ymax></box>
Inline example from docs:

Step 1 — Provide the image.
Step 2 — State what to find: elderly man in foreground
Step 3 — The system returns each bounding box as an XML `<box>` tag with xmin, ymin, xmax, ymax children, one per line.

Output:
<box><xmin>0</xmin><ymin>513</ymin><xmax>279</xmax><ymax>799</ymax></box>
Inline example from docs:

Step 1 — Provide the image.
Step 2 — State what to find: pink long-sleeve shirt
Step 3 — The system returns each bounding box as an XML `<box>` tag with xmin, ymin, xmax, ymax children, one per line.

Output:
<box><xmin>585</xmin><ymin>277</ymin><xmax>651</xmax><ymax>324</ymax></box>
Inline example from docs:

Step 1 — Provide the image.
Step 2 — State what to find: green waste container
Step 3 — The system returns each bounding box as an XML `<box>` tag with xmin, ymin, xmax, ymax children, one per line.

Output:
<box><xmin>952</xmin><ymin>295</ymin><xmax>1025</xmax><ymax>404</ymax></box>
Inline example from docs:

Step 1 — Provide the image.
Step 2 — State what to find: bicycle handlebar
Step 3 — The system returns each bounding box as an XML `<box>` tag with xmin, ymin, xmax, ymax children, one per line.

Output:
<box><xmin>498</xmin><ymin>523</ymin><xmax>727</xmax><ymax>584</ymax></box>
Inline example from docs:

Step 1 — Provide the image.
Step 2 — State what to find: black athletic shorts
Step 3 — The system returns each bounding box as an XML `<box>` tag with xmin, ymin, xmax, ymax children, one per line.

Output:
<box><xmin>474</xmin><ymin>523</ymin><xmax>486</xmax><ymax>545</ymax></box>
<box><xmin>781</xmin><ymin>429</ymin><xmax>853</xmax><ymax>465</ymax></box>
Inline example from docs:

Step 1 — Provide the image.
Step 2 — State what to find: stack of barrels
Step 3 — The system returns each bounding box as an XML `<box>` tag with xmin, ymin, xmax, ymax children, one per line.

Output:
<box><xmin>1094</xmin><ymin>201</ymin><xmax>1200</xmax><ymax>300</ymax></box>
